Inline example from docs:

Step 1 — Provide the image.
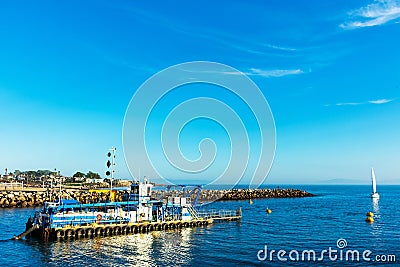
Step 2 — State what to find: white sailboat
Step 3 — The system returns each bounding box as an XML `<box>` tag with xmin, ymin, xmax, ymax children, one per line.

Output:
<box><xmin>371</xmin><ymin>167</ymin><xmax>380</xmax><ymax>199</ymax></box>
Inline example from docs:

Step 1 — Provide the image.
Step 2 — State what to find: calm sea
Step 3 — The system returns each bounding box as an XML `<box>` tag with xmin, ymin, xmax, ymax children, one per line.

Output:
<box><xmin>0</xmin><ymin>185</ymin><xmax>398</xmax><ymax>266</ymax></box>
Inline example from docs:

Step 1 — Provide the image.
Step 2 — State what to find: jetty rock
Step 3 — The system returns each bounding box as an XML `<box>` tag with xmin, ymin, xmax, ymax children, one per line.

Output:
<box><xmin>217</xmin><ymin>188</ymin><xmax>314</xmax><ymax>201</ymax></box>
<box><xmin>0</xmin><ymin>187</ymin><xmax>315</xmax><ymax>208</ymax></box>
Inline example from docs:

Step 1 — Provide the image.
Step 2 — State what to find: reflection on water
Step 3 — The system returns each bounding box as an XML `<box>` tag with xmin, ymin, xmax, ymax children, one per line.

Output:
<box><xmin>372</xmin><ymin>198</ymin><xmax>380</xmax><ymax>214</ymax></box>
<box><xmin>124</xmin><ymin>234</ymin><xmax>155</xmax><ymax>266</ymax></box>
<box><xmin>93</xmin><ymin>238</ymin><xmax>102</xmax><ymax>251</ymax></box>
<box><xmin>158</xmin><ymin>228</ymin><xmax>193</xmax><ymax>266</ymax></box>
<box><xmin>1</xmin><ymin>186</ymin><xmax>399</xmax><ymax>267</ymax></box>
<box><xmin>44</xmin><ymin>228</ymin><xmax>200</xmax><ymax>267</ymax></box>
<box><xmin>369</xmin><ymin>198</ymin><xmax>382</xmax><ymax>242</ymax></box>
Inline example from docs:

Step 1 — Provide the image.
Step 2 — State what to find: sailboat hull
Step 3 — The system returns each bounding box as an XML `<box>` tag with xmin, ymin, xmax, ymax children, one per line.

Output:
<box><xmin>371</xmin><ymin>192</ymin><xmax>380</xmax><ymax>199</ymax></box>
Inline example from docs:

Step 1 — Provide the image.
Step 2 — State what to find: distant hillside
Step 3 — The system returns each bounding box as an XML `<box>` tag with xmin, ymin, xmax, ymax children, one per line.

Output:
<box><xmin>321</xmin><ymin>178</ymin><xmax>399</xmax><ymax>185</ymax></box>
<box><xmin>322</xmin><ymin>178</ymin><xmax>368</xmax><ymax>185</ymax></box>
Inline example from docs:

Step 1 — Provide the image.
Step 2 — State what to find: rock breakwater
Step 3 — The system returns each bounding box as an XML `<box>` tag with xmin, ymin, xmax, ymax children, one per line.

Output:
<box><xmin>0</xmin><ymin>190</ymin><xmax>120</xmax><ymax>208</ymax></box>
<box><xmin>0</xmin><ymin>188</ymin><xmax>314</xmax><ymax>208</ymax></box>
<box><xmin>219</xmin><ymin>188</ymin><xmax>314</xmax><ymax>201</ymax></box>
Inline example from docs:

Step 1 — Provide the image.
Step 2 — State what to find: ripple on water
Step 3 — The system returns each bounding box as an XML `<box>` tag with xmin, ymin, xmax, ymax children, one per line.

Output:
<box><xmin>0</xmin><ymin>185</ymin><xmax>399</xmax><ymax>266</ymax></box>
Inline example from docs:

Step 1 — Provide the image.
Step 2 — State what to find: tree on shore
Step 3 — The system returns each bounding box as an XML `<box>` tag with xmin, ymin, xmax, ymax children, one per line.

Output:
<box><xmin>86</xmin><ymin>171</ymin><xmax>101</xmax><ymax>179</ymax></box>
<box><xmin>73</xmin><ymin>171</ymin><xmax>85</xmax><ymax>178</ymax></box>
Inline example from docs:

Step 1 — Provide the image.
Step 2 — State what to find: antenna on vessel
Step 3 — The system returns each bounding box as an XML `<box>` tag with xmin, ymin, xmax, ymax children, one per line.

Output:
<box><xmin>132</xmin><ymin>169</ymin><xmax>138</xmax><ymax>183</ymax></box>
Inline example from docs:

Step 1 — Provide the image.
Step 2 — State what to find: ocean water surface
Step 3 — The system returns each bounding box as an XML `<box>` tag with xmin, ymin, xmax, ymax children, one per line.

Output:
<box><xmin>0</xmin><ymin>185</ymin><xmax>398</xmax><ymax>266</ymax></box>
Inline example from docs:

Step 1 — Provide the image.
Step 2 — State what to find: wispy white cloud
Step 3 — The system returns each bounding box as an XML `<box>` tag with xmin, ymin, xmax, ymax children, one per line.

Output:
<box><xmin>218</xmin><ymin>68</ymin><xmax>305</xmax><ymax>78</ymax></box>
<box><xmin>368</xmin><ymin>98</ymin><xmax>394</xmax><ymax>104</ymax></box>
<box><xmin>260</xmin><ymin>43</ymin><xmax>298</xmax><ymax>52</ymax></box>
<box><xmin>327</xmin><ymin>98</ymin><xmax>396</xmax><ymax>106</ymax></box>
<box><xmin>341</xmin><ymin>0</ymin><xmax>400</xmax><ymax>29</ymax></box>
<box><xmin>335</xmin><ymin>102</ymin><xmax>363</xmax><ymax>106</ymax></box>
<box><xmin>248</xmin><ymin>68</ymin><xmax>304</xmax><ymax>77</ymax></box>
<box><xmin>115</xmin><ymin>5</ymin><xmax>302</xmax><ymax>58</ymax></box>
<box><xmin>183</xmin><ymin>67</ymin><xmax>306</xmax><ymax>78</ymax></box>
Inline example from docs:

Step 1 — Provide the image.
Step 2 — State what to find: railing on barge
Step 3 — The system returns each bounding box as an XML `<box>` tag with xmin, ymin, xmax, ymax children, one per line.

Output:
<box><xmin>196</xmin><ymin>208</ymin><xmax>242</xmax><ymax>221</ymax></box>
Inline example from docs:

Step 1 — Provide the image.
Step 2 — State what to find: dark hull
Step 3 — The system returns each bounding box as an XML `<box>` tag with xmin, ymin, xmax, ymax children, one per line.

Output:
<box><xmin>26</xmin><ymin>219</ymin><xmax>213</xmax><ymax>241</ymax></box>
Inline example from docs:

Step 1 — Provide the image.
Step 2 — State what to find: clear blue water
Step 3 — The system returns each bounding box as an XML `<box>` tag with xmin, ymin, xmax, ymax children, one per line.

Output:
<box><xmin>0</xmin><ymin>185</ymin><xmax>398</xmax><ymax>266</ymax></box>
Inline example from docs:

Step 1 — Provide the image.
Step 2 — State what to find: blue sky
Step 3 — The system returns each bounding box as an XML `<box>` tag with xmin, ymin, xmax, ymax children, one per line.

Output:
<box><xmin>0</xmin><ymin>0</ymin><xmax>399</xmax><ymax>184</ymax></box>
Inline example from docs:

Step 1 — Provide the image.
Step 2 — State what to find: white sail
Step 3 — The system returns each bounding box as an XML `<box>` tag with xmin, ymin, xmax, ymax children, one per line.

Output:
<box><xmin>371</xmin><ymin>167</ymin><xmax>377</xmax><ymax>194</ymax></box>
<box><xmin>371</xmin><ymin>167</ymin><xmax>379</xmax><ymax>199</ymax></box>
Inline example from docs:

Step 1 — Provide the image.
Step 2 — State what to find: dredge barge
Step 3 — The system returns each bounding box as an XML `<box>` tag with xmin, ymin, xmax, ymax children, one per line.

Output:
<box><xmin>15</xmin><ymin>180</ymin><xmax>241</xmax><ymax>241</ymax></box>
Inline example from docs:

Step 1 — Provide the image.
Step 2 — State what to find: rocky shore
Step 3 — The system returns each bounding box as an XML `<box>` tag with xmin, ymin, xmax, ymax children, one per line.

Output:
<box><xmin>0</xmin><ymin>188</ymin><xmax>314</xmax><ymax>208</ymax></box>
<box><xmin>219</xmin><ymin>188</ymin><xmax>314</xmax><ymax>201</ymax></box>
<box><xmin>0</xmin><ymin>190</ymin><xmax>115</xmax><ymax>208</ymax></box>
